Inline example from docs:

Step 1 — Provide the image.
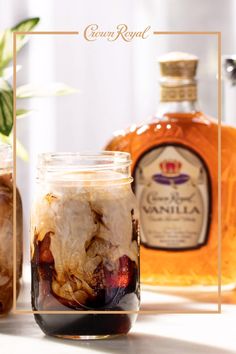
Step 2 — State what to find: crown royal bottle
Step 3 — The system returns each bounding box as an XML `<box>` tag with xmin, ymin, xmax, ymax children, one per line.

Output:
<box><xmin>106</xmin><ymin>52</ymin><xmax>236</xmax><ymax>288</ymax></box>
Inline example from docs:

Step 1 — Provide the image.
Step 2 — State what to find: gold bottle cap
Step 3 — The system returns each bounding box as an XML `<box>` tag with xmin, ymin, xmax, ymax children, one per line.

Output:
<box><xmin>159</xmin><ymin>52</ymin><xmax>198</xmax><ymax>79</ymax></box>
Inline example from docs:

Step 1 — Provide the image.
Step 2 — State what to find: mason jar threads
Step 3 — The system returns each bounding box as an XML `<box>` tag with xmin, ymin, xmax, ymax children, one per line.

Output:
<box><xmin>31</xmin><ymin>152</ymin><xmax>140</xmax><ymax>339</ymax></box>
<box><xmin>0</xmin><ymin>143</ymin><xmax>23</xmax><ymax>315</ymax></box>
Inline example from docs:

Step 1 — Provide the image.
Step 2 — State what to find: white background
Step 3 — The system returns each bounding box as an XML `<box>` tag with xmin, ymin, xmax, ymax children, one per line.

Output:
<box><xmin>1</xmin><ymin>1</ymin><xmax>236</xmax><ymax>353</ymax></box>
<box><xmin>0</xmin><ymin>0</ymin><xmax>233</xmax><ymax>285</ymax></box>
<box><xmin>1</xmin><ymin>0</ymin><xmax>227</xmax><ymax>254</ymax></box>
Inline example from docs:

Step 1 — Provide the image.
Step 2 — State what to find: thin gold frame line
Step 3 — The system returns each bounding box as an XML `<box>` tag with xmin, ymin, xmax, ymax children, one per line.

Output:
<box><xmin>217</xmin><ymin>32</ymin><xmax>222</xmax><ymax>314</ymax></box>
<box><xmin>13</xmin><ymin>31</ymin><xmax>221</xmax><ymax>315</ymax></box>
<box><xmin>12</xmin><ymin>31</ymin><xmax>79</xmax><ymax>314</ymax></box>
<box><xmin>15</xmin><ymin>31</ymin><xmax>79</xmax><ymax>35</ymax></box>
<box><xmin>13</xmin><ymin>32</ymin><xmax>17</xmax><ymax>311</ymax></box>
<box><xmin>153</xmin><ymin>31</ymin><xmax>222</xmax><ymax>314</ymax></box>
<box><xmin>153</xmin><ymin>31</ymin><xmax>220</xmax><ymax>35</ymax></box>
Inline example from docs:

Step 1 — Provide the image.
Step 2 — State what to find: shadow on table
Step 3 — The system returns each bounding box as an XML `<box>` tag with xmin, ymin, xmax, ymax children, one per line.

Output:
<box><xmin>179</xmin><ymin>289</ymin><xmax>236</xmax><ymax>305</ymax></box>
<box><xmin>140</xmin><ymin>288</ymin><xmax>236</xmax><ymax>313</ymax></box>
<box><xmin>0</xmin><ymin>314</ymin><xmax>234</xmax><ymax>354</ymax></box>
<box><xmin>45</xmin><ymin>332</ymin><xmax>235</xmax><ymax>354</ymax></box>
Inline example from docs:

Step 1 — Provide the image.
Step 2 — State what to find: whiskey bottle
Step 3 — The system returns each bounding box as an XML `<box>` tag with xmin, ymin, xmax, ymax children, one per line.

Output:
<box><xmin>106</xmin><ymin>52</ymin><xmax>236</xmax><ymax>288</ymax></box>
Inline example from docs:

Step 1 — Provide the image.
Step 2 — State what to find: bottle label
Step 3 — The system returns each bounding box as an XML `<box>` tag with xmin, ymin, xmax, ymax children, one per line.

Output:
<box><xmin>134</xmin><ymin>145</ymin><xmax>211</xmax><ymax>250</ymax></box>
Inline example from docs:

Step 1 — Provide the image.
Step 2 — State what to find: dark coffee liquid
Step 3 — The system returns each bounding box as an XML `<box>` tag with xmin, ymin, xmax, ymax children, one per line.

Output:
<box><xmin>31</xmin><ymin>248</ymin><xmax>139</xmax><ymax>337</ymax></box>
<box><xmin>31</xmin><ymin>186</ymin><xmax>140</xmax><ymax>338</ymax></box>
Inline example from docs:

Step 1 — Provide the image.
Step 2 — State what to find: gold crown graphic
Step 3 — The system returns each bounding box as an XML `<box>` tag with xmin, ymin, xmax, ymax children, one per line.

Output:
<box><xmin>160</xmin><ymin>160</ymin><xmax>182</xmax><ymax>176</ymax></box>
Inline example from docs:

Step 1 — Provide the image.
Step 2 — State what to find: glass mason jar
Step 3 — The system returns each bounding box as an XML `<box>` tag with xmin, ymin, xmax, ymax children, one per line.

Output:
<box><xmin>31</xmin><ymin>152</ymin><xmax>140</xmax><ymax>339</ymax></box>
<box><xmin>0</xmin><ymin>143</ymin><xmax>23</xmax><ymax>315</ymax></box>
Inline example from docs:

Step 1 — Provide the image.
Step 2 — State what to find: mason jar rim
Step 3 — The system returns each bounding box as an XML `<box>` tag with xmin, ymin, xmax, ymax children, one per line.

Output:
<box><xmin>37</xmin><ymin>151</ymin><xmax>132</xmax><ymax>184</ymax></box>
<box><xmin>38</xmin><ymin>151</ymin><xmax>131</xmax><ymax>169</ymax></box>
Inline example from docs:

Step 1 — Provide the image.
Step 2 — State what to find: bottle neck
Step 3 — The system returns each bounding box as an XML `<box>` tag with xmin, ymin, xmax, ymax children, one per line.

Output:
<box><xmin>156</xmin><ymin>100</ymin><xmax>199</xmax><ymax>117</ymax></box>
<box><xmin>156</xmin><ymin>77</ymin><xmax>199</xmax><ymax>117</ymax></box>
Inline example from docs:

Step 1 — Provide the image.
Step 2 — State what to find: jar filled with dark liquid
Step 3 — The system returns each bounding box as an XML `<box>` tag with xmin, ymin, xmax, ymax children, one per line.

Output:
<box><xmin>0</xmin><ymin>143</ymin><xmax>23</xmax><ymax>315</ymax></box>
<box><xmin>31</xmin><ymin>152</ymin><xmax>140</xmax><ymax>339</ymax></box>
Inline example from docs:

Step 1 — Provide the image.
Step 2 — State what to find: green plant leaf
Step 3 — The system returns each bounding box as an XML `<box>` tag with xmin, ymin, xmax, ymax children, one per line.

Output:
<box><xmin>0</xmin><ymin>30</ymin><xmax>12</xmax><ymax>73</ymax></box>
<box><xmin>12</xmin><ymin>17</ymin><xmax>40</xmax><ymax>53</ymax></box>
<box><xmin>0</xmin><ymin>17</ymin><xmax>40</xmax><ymax>70</ymax></box>
<box><xmin>0</xmin><ymin>79</ymin><xmax>13</xmax><ymax>136</ymax></box>
<box><xmin>16</xmin><ymin>108</ymin><xmax>34</xmax><ymax>119</ymax></box>
<box><xmin>16</xmin><ymin>83</ymin><xmax>79</xmax><ymax>98</ymax></box>
<box><xmin>0</xmin><ymin>132</ymin><xmax>28</xmax><ymax>161</ymax></box>
<box><xmin>12</xmin><ymin>17</ymin><xmax>40</xmax><ymax>32</ymax></box>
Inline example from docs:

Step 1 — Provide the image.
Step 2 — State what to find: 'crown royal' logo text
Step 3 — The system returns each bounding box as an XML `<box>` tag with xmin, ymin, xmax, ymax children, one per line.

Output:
<box><xmin>84</xmin><ymin>24</ymin><xmax>151</xmax><ymax>42</ymax></box>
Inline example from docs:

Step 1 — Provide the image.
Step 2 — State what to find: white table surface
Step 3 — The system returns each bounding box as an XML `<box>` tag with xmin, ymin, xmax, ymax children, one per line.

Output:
<box><xmin>1</xmin><ymin>289</ymin><xmax>236</xmax><ymax>354</ymax></box>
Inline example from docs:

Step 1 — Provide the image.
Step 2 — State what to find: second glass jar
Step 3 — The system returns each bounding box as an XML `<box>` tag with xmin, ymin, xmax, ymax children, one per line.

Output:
<box><xmin>0</xmin><ymin>143</ymin><xmax>22</xmax><ymax>315</ymax></box>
